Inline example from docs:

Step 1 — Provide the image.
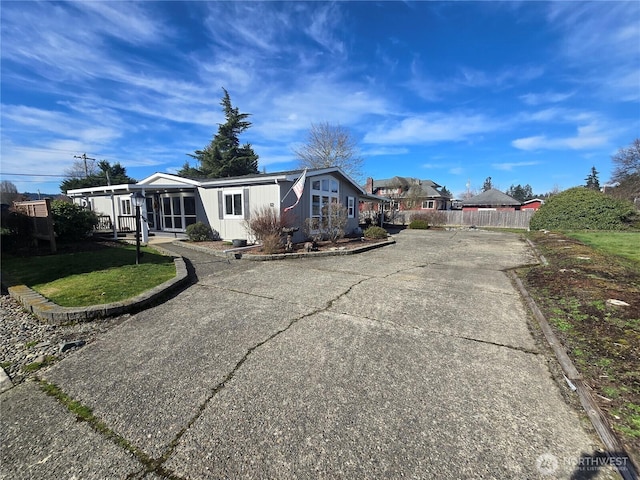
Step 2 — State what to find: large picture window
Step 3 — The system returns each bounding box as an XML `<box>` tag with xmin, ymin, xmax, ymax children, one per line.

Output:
<box><xmin>310</xmin><ymin>176</ymin><xmax>339</xmax><ymax>219</ymax></box>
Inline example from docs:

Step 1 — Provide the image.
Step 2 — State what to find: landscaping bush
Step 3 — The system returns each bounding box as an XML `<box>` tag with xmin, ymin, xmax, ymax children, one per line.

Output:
<box><xmin>50</xmin><ymin>200</ymin><xmax>98</xmax><ymax>242</ymax></box>
<box><xmin>260</xmin><ymin>233</ymin><xmax>282</xmax><ymax>254</ymax></box>
<box><xmin>186</xmin><ymin>222</ymin><xmax>219</xmax><ymax>242</ymax></box>
<box><xmin>530</xmin><ymin>187</ymin><xmax>638</xmax><ymax>231</ymax></box>
<box><xmin>411</xmin><ymin>211</ymin><xmax>446</xmax><ymax>227</ymax></box>
<box><xmin>304</xmin><ymin>203</ymin><xmax>348</xmax><ymax>244</ymax></box>
<box><xmin>245</xmin><ymin>206</ymin><xmax>293</xmax><ymax>241</ymax></box>
<box><xmin>409</xmin><ymin>219</ymin><xmax>429</xmax><ymax>229</ymax></box>
<box><xmin>363</xmin><ymin>226</ymin><xmax>388</xmax><ymax>239</ymax></box>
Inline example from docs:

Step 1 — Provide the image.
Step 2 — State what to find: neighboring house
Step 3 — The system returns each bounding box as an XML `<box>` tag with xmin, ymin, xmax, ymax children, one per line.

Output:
<box><xmin>462</xmin><ymin>189</ymin><xmax>522</xmax><ymax>211</ymax></box>
<box><xmin>67</xmin><ymin>167</ymin><xmax>385</xmax><ymax>243</ymax></box>
<box><xmin>363</xmin><ymin>176</ymin><xmax>450</xmax><ymax>211</ymax></box>
<box><xmin>520</xmin><ymin>198</ymin><xmax>545</xmax><ymax>211</ymax></box>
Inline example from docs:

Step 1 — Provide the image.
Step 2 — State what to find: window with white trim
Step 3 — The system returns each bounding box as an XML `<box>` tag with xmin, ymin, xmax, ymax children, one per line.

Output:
<box><xmin>310</xmin><ymin>176</ymin><xmax>340</xmax><ymax>219</ymax></box>
<box><xmin>121</xmin><ymin>198</ymin><xmax>132</xmax><ymax>215</ymax></box>
<box><xmin>422</xmin><ymin>200</ymin><xmax>435</xmax><ymax>209</ymax></box>
<box><xmin>347</xmin><ymin>196</ymin><xmax>355</xmax><ymax>218</ymax></box>
<box><xmin>224</xmin><ymin>191</ymin><xmax>243</xmax><ymax>218</ymax></box>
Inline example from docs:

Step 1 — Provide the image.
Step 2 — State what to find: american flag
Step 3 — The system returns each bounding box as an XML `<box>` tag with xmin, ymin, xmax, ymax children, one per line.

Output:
<box><xmin>284</xmin><ymin>169</ymin><xmax>307</xmax><ymax>212</ymax></box>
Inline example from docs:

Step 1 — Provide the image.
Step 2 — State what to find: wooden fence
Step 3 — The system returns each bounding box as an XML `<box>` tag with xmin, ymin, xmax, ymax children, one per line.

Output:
<box><xmin>393</xmin><ymin>209</ymin><xmax>536</xmax><ymax>229</ymax></box>
<box><xmin>13</xmin><ymin>199</ymin><xmax>57</xmax><ymax>252</ymax></box>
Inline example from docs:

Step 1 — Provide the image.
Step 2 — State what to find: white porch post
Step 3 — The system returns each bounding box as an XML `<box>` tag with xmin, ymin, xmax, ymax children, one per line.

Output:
<box><xmin>141</xmin><ymin>190</ymin><xmax>149</xmax><ymax>243</ymax></box>
<box><xmin>110</xmin><ymin>193</ymin><xmax>117</xmax><ymax>239</ymax></box>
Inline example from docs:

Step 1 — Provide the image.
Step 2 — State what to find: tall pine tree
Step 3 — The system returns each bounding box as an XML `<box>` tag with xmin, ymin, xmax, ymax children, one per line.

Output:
<box><xmin>585</xmin><ymin>166</ymin><xmax>600</xmax><ymax>190</ymax></box>
<box><xmin>180</xmin><ymin>88</ymin><xmax>259</xmax><ymax>178</ymax></box>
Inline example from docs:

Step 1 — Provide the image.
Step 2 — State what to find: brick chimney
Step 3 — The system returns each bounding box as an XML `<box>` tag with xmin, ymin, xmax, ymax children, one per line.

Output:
<box><xmin>365</xmin><ymin>177</ymin><xmax>374</xmax><ymax>194</ymax></box>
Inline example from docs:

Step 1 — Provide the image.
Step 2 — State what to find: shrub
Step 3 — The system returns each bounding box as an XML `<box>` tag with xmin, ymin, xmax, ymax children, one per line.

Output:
<box><xmin>260</xmin><ymin>233</ymin><xmax>282</xmax><ymax>254</ymax></box>
<box><xmin>530</xmin><ymin>187</ymin><xmax>638</xmax><ymax>231</ymax></box>
<box><xmin>304</xmin><ymin>203</ymin><xmax>348</xmax><ymax>244</ymax></box>
<box><xmin>50</xmin><ymin>200</ymin><xmax>99</xmax><ymax>242</ymax></box>
<box><xmin>363</xmin><ymin>226</ymin><xmax>388</xmax><ymax>239</ymax></box>
<box><xmin>411</xmin><ymin>211</ymin><xmax>446</xmax><ymax>227</ymax></box>
<box><xmin>409</xmin><ymin>220</ymin><xmax>429</xmax><ymax>229</ymax></box>
<box><xmin>186</xmin><ymin>222</ymin><xmax>219</xmax><ymax>242</ymax></box>
<box><xmin>245</xmin><ymin>206</ymin><xmax>293</xmax><ymax>241</ymax></box>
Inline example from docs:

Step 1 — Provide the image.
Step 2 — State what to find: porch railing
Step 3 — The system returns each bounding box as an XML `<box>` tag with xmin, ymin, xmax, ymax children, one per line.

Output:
<box><xmin>93</xmin><ymin>215</ymin><xmax>138</xmax><ymax>233</ymax></box>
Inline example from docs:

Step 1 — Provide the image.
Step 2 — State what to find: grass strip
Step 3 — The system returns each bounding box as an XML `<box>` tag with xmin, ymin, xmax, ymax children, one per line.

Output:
<box><xmin>565</xmin><ymin>231</ymin><xmax>640</xmax><ymax>264</ymax></box>
<box><xmin>2</xmin><ymin>244</ymin><xmax>176</xmax><ymax>306</ymax></box>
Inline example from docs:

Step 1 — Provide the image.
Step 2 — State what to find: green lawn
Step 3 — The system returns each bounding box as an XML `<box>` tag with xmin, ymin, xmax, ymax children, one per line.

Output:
<box><xmin>565</xmin><ymin>231</ymin><xmax>640</xmax><ymax>263</ymax></box>
<box><xmin>2</xmin><ymin>244</ymin><xmax>176</xmax><ymax>307</ymax></box>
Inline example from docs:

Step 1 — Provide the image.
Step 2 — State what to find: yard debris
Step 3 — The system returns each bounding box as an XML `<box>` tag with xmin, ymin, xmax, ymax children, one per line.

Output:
<box><xmin>606</xmin><ymin>299</ymin><xmax>630</xmax><ymax>307</ymax></box>
<box><xmin>59</xmin><ymin>340</ymin><xmax>86</xmax><ymax>353</ymax></box>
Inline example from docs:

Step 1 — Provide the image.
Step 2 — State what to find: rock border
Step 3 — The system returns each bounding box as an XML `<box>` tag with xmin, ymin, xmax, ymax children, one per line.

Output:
<box><xmin>3</xmin><ymin>253</ymin><xmax>188</xmax><ymax>325</ymax></box>
<box><xmin>173</xmin><ymin>237</ymin><xmax>396</xmax><ymax>261</ymax></box>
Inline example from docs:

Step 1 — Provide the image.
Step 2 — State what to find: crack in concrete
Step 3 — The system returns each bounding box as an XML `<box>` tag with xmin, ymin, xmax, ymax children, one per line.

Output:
<box><xmin>34</xmin><ymin>246</ymin><xmax>544</xmax><ymax>479</ymax></box>
<box><xmin>150</xmin><ymin>311</ymin><xmax>318</xmax><ymax>475</ymax></box>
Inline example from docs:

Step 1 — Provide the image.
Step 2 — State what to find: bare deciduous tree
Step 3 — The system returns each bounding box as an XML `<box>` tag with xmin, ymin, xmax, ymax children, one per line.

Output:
<box><xmin>611</xmin><ymin>138</ymin><xmax>640</xmax><ymax>182</ymax></box>
<box><xmin>64</xmin><ymin>158</ymin><xmax>99</xmax><ymax>178</ymax></box>
<box><xmin>293</xmin><ymin>122</ymin><xmax>364</xmax><ymax>181</ymax></box>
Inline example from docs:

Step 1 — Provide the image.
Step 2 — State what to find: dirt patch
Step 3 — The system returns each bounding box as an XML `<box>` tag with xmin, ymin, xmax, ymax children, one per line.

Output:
<box><xmin>521</xmin><ymin>232</ymin><xmax>640</xmax><ymax>463</ymax></box>
<box><xmin>184</xmin><ymin>237</ymin><xmax>388</xmax><ymax>255</ymax></box>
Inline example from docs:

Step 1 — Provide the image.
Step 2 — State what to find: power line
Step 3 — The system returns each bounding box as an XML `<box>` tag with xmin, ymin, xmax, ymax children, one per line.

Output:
<box><xmin>1</xmin><ymin>173</ymin><xmax>68</xmax><ymax>177</ymax></box>
<box><xmin>74</xmin><ymin>153</ymin><xmax>97</xmax><ymax>177</ymax></box>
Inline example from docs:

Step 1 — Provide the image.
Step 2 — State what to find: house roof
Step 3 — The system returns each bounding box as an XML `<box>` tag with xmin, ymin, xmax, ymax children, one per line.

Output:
<box><xmin>373</xmin><ymin>176</ymin><xmax>441</xmax><ymax>189</ymax></box>
<box><xmin>371</xmin><ymin>176</ymin><xmax>449</xmax><ymax>199</ymax></box>
<box><xmin>462</xmin><ymin>189</ymin><xmax>521</xmax><ymax>206</ymax></box>
<box><xmin>67</xmin><ymin>167</ymin><xmax>390</xmax><ymax>202</ymax></box>
<box><xmin>523</xmin><ymin>198</ymin><xmax>545</xmax><ymax>204</ymax></box>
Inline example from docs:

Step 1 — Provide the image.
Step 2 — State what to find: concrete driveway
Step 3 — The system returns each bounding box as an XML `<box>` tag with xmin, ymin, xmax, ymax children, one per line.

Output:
<box><xmin>1</xmin><ymin>230</ymin><xmax>614</xmax><ymax>479</ymax></box>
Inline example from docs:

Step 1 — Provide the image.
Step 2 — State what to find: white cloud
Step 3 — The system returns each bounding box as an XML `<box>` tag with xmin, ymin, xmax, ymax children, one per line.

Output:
<box><xmin>491</xmin><ymin>161</ymin><xmax>541</xmax><ymax>171</ymax></box>
<box><xmin>519</xmin><ymin>91</ymin><xmax>575</xmax><ymax>106</ymax></box>
<box><xmin>511</xmin><ymin>124</ymin><xmax>609</xmax><ymax>151</ymax></box>
<box><xmin>363</xmin><ymin>112</ymin><xmax>502</xmax><ymax>145</ymax></box>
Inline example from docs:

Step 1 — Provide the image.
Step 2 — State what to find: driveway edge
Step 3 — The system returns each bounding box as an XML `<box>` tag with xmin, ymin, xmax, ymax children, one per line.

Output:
<box><xmin>4</xmin><ymin>253</ymin><xmax>188</xmax><ymax>325</ymax></box>
<box><xmin>508</xmin><ymin>269</ymin><xmax>638</xmax><ymax>480</ymax></box>
<box><xmin>172</xmin><ymin>237</ymin><xmax>396</xmax><ymax>260</ymax></box>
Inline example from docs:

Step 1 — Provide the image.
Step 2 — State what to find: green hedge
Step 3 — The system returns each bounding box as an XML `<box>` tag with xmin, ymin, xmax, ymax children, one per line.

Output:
<box><xmin>530</xmin><ymin>187</ymin><xmax>637</xmax><ymax>231</ymax></box>
<box><xmin>186</xmin><ymin>222</ymin><xmax>219</xmax><ymax>242</ymax></box>
<box><xmin>51</xmin><ymin>200</ymin><xmax>98</xmax><ymax>242</ymax></box>
<box><xmin>409</xmin><ymin>219</ymin><xmax>429</xmax><ymax>229</ymax></box>
<box><xmin>363</xmin><ymin>226</ymin><xmax>388</xmax><ymax>239</ymax></box>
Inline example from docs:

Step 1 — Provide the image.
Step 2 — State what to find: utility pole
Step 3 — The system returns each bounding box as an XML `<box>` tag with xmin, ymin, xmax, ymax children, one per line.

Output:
<box><xmin>73</xmin><ymin>153</ymin><xmax>96</xmax><ymax>177</ymax></box>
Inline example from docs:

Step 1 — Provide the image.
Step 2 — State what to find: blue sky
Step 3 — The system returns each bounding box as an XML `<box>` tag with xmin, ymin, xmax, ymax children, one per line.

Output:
<box><xmin>1</xmin><ymin>1</ymin><xmax>639</xmax><ymax>198</ymax></box>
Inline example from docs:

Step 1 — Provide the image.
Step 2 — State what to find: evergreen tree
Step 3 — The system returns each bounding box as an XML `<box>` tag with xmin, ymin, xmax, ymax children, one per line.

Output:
<box><xmin>439</xmin><ymin>185</ymin><xmax>452</xmax><ymax>198</ymax></box>
<box><xmin>585</xmin><ymin>166</ymin><xmax>600</xmax><ymax>190</ymax></box>
<box><xmin>179</xmin><ymin>88</ymin><xmax>259</xmax><ymax>178</ymax></box>
<box><xmin>482</xmin><ymin>177</ymin><xmax>493</xmax><ymax>192</ymax></box>
<box><xmin>506</xmin><ymin>184</ymin><xmax>534</xmax><ymax>202</ymax></box>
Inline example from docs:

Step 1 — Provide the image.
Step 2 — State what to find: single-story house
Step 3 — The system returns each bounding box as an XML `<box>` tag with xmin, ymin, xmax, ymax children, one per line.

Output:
<box><xmin>520</xmin><ymin>198</ymin><xmax>544</xmax><ymax>210</ymax></box>
<box><xmin>363</xmin><ymin>176</ymin><xmax>451</xmax><ymax>211</ymax></box>
<box><xmin>67</xmin><ymin>167</ymin><xmax>387</xmax><ymax>243</ymax></box>
<box><xmin>462</xmin><ymin>189</ymin><xmax>522</xmax><ymax>211</ymax></box>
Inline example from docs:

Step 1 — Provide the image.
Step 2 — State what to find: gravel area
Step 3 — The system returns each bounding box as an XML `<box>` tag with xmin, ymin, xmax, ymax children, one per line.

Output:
<box><xmin>0</xmin><ymin>294</ymin><xmax>127</xmax><ymax>386</ymax></box>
